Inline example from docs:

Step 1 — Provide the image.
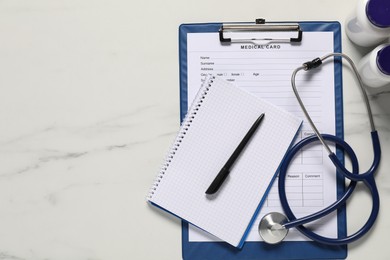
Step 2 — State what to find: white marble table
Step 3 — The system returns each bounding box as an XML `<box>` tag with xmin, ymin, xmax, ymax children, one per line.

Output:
<box><xmin>0</xmin><ymin>0</ymin><xmax>389</xmax><ymax>259</ymax></box>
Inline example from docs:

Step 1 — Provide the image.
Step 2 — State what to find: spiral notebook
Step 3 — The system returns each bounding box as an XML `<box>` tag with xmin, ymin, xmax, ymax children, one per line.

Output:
<box><xmin>147</xmin><ymin>76</ymin><xmax>302</xmax><ymax>248</ymax></box>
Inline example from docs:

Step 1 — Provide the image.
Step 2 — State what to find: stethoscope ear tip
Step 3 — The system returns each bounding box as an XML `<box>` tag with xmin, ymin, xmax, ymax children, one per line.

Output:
<box><xmin>259</xmin><ymin>212</ymin><xmax>289</xmax><ymax>244</ymax></box>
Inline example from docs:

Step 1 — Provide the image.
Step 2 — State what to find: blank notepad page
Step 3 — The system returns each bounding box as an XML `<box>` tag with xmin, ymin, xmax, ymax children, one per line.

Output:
<box><xmin>147</xmin><ymin>76</ymin><xmax>302</xmax><ymax>247</ymax></box>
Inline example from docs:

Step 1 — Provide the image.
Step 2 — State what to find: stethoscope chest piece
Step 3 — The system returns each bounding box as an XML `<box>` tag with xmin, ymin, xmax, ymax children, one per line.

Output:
<box><xmin>259</xmin><ymin>212</ymin><xmax>289</xmax><ymax>244</ymax></box>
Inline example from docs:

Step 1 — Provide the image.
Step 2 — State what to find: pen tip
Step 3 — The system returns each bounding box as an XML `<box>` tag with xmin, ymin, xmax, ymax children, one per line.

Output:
<box><xmin>257</xmin><ymin>113</ymin><xmax>265</xmax><ymax>123</ymax></box>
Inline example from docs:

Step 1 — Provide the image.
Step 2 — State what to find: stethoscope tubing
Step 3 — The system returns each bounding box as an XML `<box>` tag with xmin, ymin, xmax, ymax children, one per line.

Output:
<box><xmin>329</xmin><ymin>131</ymin><xmax>381</xmax><ymax>181</ymax></box>
<box><xmin>280</xmin><ymin>134</ymin><xmax>358</xmax><ymax>230</ymax></box>
<box><xmin>278</xmin><ymin>133</ymin><xmax>380</xmax><ymax>245</ymax></box>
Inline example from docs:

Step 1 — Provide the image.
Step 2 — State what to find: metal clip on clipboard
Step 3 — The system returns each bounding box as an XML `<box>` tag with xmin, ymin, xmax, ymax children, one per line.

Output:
<box><xmin>219</xmin><ymin>18</ymin><xmax>303</xmax><ymax>45</ymax></box>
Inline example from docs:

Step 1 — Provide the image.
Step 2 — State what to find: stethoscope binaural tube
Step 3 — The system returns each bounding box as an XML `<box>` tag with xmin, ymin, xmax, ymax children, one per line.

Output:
<box><xmin>278</xmin><ymin>134</ymin><xmax>379</xmax><ymax>245</ymax></box>
<box><xmin>260</xmin><ymin>53</ymin><xmax>381</xmax><ymax>245</ymax></box>
<box><xmin>291</xmin><ymin>53</ymin><xmax>381</xmax><ymax>181</ymax></box>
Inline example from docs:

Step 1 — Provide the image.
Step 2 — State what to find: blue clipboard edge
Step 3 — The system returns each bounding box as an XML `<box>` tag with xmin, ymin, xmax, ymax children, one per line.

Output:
<box><xmin>179</xmin><ymin>21</ymin><xmax>347</xmax><ymax>260</ymax></box>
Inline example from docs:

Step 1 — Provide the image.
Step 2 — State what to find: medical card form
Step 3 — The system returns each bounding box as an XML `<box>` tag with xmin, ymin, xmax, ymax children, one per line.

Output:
<box><xmin>185</xmin><ymin>31</ymin><xmax>338</xmax><ymax>242</ymax></box>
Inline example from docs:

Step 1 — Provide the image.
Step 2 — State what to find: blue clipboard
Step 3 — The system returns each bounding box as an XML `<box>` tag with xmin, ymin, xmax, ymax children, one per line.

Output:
<box><xmin>179</xmin><ymin>21</ymin><xmax>346</xmax><ymax>260</ymax></box>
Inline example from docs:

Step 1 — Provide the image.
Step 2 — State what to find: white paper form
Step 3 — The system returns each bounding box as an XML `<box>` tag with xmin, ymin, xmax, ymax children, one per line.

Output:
<box><xmin>186</xmin><ymin>31</ymin><xmax>340</xmax><ymax>242</ymax></box>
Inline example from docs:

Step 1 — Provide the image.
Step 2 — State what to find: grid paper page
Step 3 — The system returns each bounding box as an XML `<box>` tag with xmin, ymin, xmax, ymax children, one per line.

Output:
<box><xmin>148</xmin><ymin>76</ymin><xmax>301</xmax><ymax>247</ymax></box>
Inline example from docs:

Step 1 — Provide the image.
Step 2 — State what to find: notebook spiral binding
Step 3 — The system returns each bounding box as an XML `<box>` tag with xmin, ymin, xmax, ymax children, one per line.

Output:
<box><xmin>146</xmin><ymin>76</ymin><xmax>215</xmax><ymax>200</ymax></box>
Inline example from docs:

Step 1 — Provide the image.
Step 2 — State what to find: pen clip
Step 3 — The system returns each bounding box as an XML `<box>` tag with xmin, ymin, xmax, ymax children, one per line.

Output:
<box><xmin>219</xmin><ymin>18</ymin><xmax>303</xmax><ymax>45</ymax></box>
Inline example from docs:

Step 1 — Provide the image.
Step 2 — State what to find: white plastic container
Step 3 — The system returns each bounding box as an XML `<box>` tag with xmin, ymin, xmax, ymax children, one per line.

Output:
<box><xmin>358</xmin><ymin>44</ymin><xmax>390</xmax><ymax>88</ymax></box>
<box><xmin>346</xmin><ymin>0</ymin><xmax>390</xmax><ymax>47</ymax></box>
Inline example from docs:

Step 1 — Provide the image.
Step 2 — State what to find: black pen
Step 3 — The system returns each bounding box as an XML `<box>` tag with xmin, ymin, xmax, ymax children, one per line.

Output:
<box><xmin>205</xmin><ymin>113</ymin><xmax>265</xmax><ymax>195</ymax></box>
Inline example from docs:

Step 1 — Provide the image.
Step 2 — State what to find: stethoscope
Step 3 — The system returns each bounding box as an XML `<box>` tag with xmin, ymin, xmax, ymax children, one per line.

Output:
<box><xmin>258</xmin><ymin>53</ymin><xmax>381</xmax><ymax>245</ymax></box>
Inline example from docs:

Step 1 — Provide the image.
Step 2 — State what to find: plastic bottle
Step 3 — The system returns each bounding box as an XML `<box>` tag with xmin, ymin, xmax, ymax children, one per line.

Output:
<box><xmin>358</xmin><ymin>44</ymin><xmax>390</xmax><ymax>88</ymax></box>
<box><xmin>346</xmin><ymin>0</ymin><xmax>390</xmax><ymax>47</ymax></box>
